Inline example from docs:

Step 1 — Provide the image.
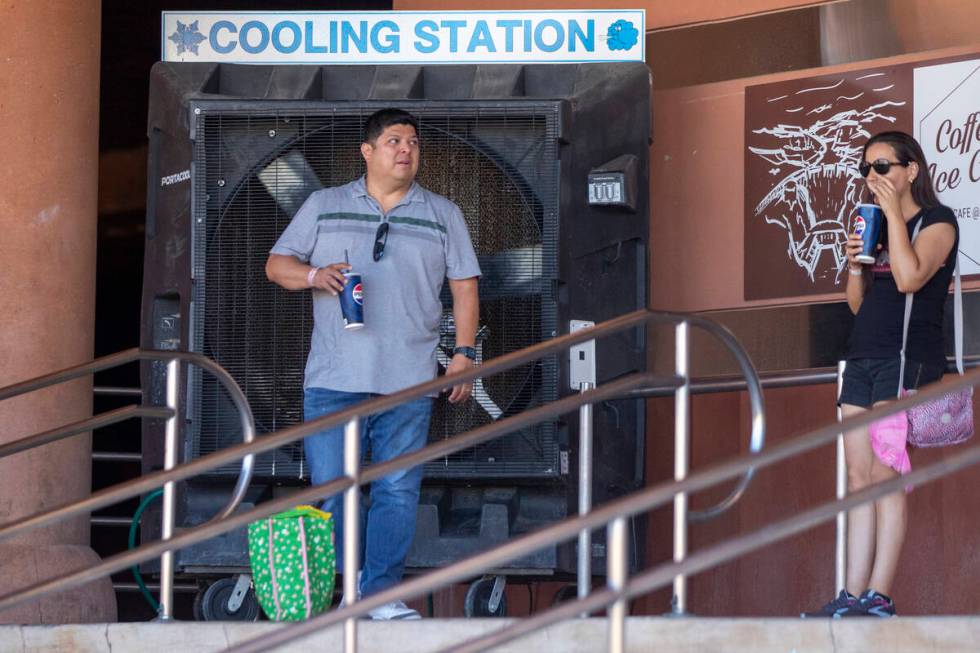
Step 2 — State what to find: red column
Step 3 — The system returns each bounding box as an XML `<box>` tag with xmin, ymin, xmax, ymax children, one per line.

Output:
<box><xmin>0</xmin><ymin>0</ymin><xmax>116</xmax><ymax>622</ymax></box>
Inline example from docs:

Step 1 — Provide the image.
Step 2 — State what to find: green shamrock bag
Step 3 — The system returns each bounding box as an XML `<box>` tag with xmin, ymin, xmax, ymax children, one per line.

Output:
<box><xmin>247</xmin><ymin>505</ymin><xmax>336</xmax><ymax>621</ymax></box>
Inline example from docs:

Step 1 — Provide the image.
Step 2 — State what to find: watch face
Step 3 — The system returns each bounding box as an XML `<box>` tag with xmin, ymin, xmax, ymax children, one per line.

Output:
<box><xmin>455</xmin><ymin>346</ymin><xmax>477</xmax><ymax>360</ymax></box>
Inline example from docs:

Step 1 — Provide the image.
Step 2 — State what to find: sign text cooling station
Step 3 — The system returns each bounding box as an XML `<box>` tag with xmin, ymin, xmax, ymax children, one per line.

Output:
<box><xmin>162</xmin><ymin>11</ymin><xmax>645</xmax><ymax>64</ymax></box>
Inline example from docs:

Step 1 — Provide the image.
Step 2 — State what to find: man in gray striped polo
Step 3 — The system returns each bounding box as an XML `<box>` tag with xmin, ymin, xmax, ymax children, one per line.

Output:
<box><xmin>266</xmin><ymin>108</ymin><xmax>480</xmax><ymax>620</ymax></box>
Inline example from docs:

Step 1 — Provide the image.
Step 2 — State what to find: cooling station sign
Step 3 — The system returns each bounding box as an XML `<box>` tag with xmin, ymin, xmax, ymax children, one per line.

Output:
<box><xmin>161</xmin><ymin>10</ymin><xmax>645</xmax><ymax>64</ymax></box>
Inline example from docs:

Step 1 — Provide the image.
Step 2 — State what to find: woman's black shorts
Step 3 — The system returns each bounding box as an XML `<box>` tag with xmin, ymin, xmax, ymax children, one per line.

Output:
<box><xmin>837</xmin><ymin>357</ymin><xmax>947</xmax><ymax>408</ymax></box>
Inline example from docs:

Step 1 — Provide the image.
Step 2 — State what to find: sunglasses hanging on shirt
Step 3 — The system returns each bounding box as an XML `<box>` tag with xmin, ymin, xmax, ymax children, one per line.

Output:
<box><xmin>373</xmin><ymin>222</ymin><xmax>389</xmax><ymax>261</ymax></box>
<box><xmin>858</xmin><ymin>158</ymin><xmax>909</xmax><ymax>178</ymax></box>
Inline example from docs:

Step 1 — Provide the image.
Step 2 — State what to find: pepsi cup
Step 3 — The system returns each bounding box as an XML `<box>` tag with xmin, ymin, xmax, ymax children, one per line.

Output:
<box><xmin>853</xmin><ymin>203</ymin><xmax>883</xmax><ymax>265</ymax></box>
<box><xmin>339</xmin><ymin>271</ymin><xmax>364</xmax><ymax>330</ymax></box>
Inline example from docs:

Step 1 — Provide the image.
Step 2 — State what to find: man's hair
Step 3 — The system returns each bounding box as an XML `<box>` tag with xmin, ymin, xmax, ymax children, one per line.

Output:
<box><xmin>362</xmin><ymin>108</ymin><xmax>419</xmax><ymax>145</ymax></box>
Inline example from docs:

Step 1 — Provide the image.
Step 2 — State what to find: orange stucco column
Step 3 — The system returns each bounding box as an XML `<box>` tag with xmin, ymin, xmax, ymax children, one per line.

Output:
<box><xmin>0</xmin><ymin>1</ymin><xmax>116</xmax><ymax>622</ymax></box>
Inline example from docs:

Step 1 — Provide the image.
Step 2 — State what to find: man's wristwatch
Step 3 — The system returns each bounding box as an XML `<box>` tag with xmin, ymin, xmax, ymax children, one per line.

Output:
<box><xmin>453</xmin><ymin>346</ymin><xmax>477</xmax><ymax>361</ymax></box>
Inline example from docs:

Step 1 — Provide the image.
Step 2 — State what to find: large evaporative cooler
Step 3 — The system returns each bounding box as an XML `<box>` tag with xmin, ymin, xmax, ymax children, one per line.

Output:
<box><xmin>140</xmin><ymin>62</ymin><xmax>650</xmax><ymax>577</ymax></box>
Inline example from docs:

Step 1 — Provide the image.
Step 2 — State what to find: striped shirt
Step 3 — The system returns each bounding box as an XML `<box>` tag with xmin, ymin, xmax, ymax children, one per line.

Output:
<box><xmin>271</xmin><ymin>176</ymin><xmax>481</xmax><ymax>395</ymax></box>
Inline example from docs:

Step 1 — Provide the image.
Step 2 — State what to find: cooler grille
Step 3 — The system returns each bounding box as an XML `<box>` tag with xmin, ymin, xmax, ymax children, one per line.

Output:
<box><xmin>189</xmin><ymin>103</ymin><xmax>561</xmax><ymax>480</ymax></box>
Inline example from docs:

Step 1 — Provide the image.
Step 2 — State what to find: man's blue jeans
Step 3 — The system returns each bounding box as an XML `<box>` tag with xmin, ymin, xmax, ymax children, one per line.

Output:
<box><xmin>303</xmin><ymin>387</ymin><xmax>432</xmax><ymax>598</ymax></box>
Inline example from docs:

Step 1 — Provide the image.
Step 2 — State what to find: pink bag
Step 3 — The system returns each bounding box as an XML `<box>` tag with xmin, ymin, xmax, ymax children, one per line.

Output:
<box><xmin>903</xmin><ymin>387</ymin><xmax>974</xmax><ymax>448</ymax></box>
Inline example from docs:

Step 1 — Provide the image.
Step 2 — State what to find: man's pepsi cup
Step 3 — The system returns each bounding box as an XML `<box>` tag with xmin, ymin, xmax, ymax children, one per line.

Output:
<box><xmin>339</xmin><ymin>271</ymin><xmax>364</xmax><ymax>330</ymax></box>
<box><xmin>853</xmin><ymin>203</ymin><xmax>883</xmax><ymax>265</ymax></box>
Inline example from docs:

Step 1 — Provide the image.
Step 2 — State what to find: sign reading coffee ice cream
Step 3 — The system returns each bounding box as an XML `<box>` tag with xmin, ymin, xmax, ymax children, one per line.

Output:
<box><xmin>745</xmin><ymin>53</ymin><xmax>980</xmax><ymax>300</ymax></box>
<box><xmin>915</xmin><ymin>59</ymin><xmax>980</xmax><ymax>275</ymax></box>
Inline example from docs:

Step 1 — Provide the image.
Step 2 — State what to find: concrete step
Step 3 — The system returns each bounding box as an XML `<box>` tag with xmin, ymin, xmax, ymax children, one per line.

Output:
<box><xmin>2</xmin><ymin>617</ymin><xmax>980</xmax><ymax>652</ymax></box>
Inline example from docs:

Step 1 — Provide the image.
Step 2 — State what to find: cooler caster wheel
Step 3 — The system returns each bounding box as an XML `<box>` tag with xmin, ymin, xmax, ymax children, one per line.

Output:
<box><xmin>551</xmin><ymin>584</ymin><xmax>579</xmax><ymax>607</ymax></box>
<box><xmin>193</xmin><ymin>575</ymin><xmax>260</xmax><ymax>621</ymax></box>
<box><xmin>464</xmin><ymin>575</ymin><xmax>507</xmax><ymax>617</ymax></box>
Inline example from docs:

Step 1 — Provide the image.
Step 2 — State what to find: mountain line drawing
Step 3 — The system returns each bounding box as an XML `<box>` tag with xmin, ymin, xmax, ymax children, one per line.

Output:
<box><xmin>749</xmin><ymin>92</ymin><xmax>907</xmax><ymax>284</ymax></box>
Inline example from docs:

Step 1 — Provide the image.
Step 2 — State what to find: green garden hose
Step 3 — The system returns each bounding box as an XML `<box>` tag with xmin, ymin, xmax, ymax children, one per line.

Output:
<box><xmin>128</xmin><ymin>489</ymin><xmax>164</xmax><ymax>612</ymax></box>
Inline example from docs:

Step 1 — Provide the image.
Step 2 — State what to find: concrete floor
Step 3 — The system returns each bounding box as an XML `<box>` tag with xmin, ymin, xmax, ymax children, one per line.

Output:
<box><xmin>2</xmin><ymin>616</ymin><xmax>980</xmax><ymax>653</ymax></box>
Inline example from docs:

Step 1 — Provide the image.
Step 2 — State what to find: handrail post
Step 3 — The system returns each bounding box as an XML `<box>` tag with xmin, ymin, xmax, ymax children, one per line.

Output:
<box><xmin>343</xmin><ymin>417</ymin><xmax>361</xmax><ymax>653</ymax></box>
<box><xmin>606</xmin><ymin>516</ymin><xmax>627</xmax><ymax>653</ymax></box>
<box><xmin>671</xmin><ymin>320</ymin><xmax>690</xmax><ymax>615</ymax></box>
<box><xmin>835</xmin><ymin>361</ymin><xmax>848</xmax><ymax>593</ymax></box>
<box><xmin>577</xmin><ymin>382</ymin><xmax>594</xmax><ymax>612</ymax></box>
<box><xmin>158</xmin><ymin>358</ymin><xmax>180</xmax><ymax>621</ymax></box>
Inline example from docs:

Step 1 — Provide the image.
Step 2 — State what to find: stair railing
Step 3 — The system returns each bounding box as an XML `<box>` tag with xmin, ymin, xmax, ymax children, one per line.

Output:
<box><xmin>228</xmin><ymin>365</ymin><xmax>980</xmax><ymax>653</ymax></box>
<box><xmin>0</xmin><ymin>349</ymin><xmax>256</xmax><ymax>619</ymax></box>
<box><xmin>0</xmin><ymin>308</ymin><xmax>765</xmax><ymax>639</ymax></box>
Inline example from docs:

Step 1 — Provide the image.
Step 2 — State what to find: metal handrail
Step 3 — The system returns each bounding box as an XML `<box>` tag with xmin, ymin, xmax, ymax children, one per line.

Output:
<box><xmin>228</xmin><ymin>366</ymin><xmax>980</xmax><ymax>653</ymax></box>
<box><xmin>674</xmin><ymin>315</ymin><xmax>766</xmax><ymax>521</ymax></box>
<box><xmin>0</xmin><ymin>310</ymin><xmax>759</xmax><ymax>541</ymax></box>
<box><xmin>0</xmin><ymin>405</ymin><xmax>171</xmax><ymax>459</ymax></box>
<box><xmin>0</xmin><ymin>348</ymin><xmax>257</xmax><ymax>619</ymax></box>
<box><xmin>0</xmin><ymin>349</ymin><xmax>257</xmax><ymax>536</ymax></box>
<box><xmin>0</xmin><ymin>348</ymin><xmax>150</xmax><ymax>400</ymax></box>
<box><xmin>0</xmin><ymin>374</ymin><xmax>653</xmax><ymax>614</ymax></box>
<box><xmin>662</xmin><ymin>316</ymin><xmax>766</xmax><ymax>614</ymax></box>
<box><xmin>92</xmin><ymin>451</ymin><xmax>142</xmax><ymax>462</ymax></box>
<box><xmin>628</xmin><ymin>354</ymin><xmax>980</xmax><ymax>398</ymax></box>
<box><xmin>0</xmin><ymin>308</ymin><xmax>765</xmax><ymax>622</ymax></box>
<box><xmin>0</xmin><ymin>349</ymin><xmax>256</xmax><ymax>525</ymax></box>
<box><xmin>94</xmin><ymin>386</ymin><xmax>143</xmax><ymax>397</ymax></box>
<box><xmin>440</xmin><ymin>432</ymin><xmax>980</xmax><ymax>653</ymax></box>
<box><xmin>0</xmin><ymin>312</ymin><xmax>643</xmax><ymax>543</ymax></box>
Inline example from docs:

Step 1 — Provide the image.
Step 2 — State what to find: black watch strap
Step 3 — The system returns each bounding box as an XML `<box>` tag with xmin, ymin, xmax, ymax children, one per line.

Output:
<box><xmin>453</xmin><ymin>346</ymin><xmax>477</xmax><ymax>361</ymax></box>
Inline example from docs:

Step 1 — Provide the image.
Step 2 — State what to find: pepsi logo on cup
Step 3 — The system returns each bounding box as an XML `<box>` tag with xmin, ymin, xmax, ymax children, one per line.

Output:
<box><xmin>853</xmin><ymin>215</ymin><xmax>866</xmax><ymax>237</ymax></box>
<box><xmin>339</xmin><ymin>271</ymin><xmax>364</xmax><ymax>330</ymax></box>
<box><xmin>853</xmin><ymin>203</ymin><xmax>884</xmax><ymax>265</ymax></box>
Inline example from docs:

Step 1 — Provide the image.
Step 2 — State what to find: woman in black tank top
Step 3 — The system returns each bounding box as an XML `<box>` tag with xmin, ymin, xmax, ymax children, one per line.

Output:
<box><xmin>802</xmin><ymin>132</ymin><xmax>957</xmax><ymax>618</ymax></box>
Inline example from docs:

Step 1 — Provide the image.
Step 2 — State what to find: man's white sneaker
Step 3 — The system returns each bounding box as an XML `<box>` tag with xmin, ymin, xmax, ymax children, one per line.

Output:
<box><xmin>338</xmin><ymin>594</ymin><xmax>360</xmax><ymax>608</ymax></box>
<box><xmin>368</xmin><ymin>600</ymin><xmax>421</xmax><ymax>620</ymax></box>
<box><xmin>338</xmin><ymin>571</ymin><xmax>362</xmax><ymax>608</ymax></box>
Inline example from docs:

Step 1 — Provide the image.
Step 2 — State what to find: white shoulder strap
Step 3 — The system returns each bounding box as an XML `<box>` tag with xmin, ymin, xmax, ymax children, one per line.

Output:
<box><xmin>897</xmin><ymin>216</ymin><xmax>962</xmax><ymax>398</ymax></box>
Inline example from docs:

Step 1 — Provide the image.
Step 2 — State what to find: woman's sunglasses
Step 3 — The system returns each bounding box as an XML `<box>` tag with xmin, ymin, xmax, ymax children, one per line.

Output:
<box><xmin>859</xmin><ymin>158</ymin><xmax>909</xmax><ymax>178</ymax></box>
<box><xmin>373</xmin><ymin>222</ymin><xmax>390</xmax><ymax>261</ymax></box>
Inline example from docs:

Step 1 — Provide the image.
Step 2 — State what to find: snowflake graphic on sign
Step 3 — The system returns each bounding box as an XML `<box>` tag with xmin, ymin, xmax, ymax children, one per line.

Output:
<box><xmin>607</xmin><ymin>20</ymin><xmax>638</xmax><ymax>51</ymax></box>
<box><xmin>168</xmin><ymin>20</ymin><xmax>206</xmax><ymax>56</ymax></box>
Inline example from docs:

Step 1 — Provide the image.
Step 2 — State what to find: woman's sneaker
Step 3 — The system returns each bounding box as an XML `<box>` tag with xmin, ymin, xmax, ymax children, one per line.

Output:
<box><xmin>857</xmin><ymin>590</ymin><xmax>896</xmax><ymax>617</ymax></box>
<box><xmin>800</xmin><ymin>589</ymin><xmax>859</xmax><ymax>618</ymax></box>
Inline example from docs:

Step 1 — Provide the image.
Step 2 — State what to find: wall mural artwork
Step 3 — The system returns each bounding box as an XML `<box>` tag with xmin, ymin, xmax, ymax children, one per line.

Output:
<box><xmin>744</xmin><ymin>67</ymin><xmax>912</xmax><ymax>300</ymax></box>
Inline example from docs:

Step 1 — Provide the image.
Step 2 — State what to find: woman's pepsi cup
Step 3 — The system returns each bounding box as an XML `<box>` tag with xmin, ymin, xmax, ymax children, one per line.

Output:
<box><xmin>853</xmin><ymin>203</ymin><xmax>883</xmax><ymax>264</ymax></box>
<box><xmin>339</xmin><ymin>271</ymin><xmax>364</xmax><ymax>330</ymax></box>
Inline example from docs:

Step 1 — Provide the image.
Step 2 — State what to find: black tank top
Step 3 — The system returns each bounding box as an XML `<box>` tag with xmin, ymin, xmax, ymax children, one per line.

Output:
<box><xmin>847</xmin><ymin>205</ymin><xmax>959</xmax><ymax>364</ymax></box>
